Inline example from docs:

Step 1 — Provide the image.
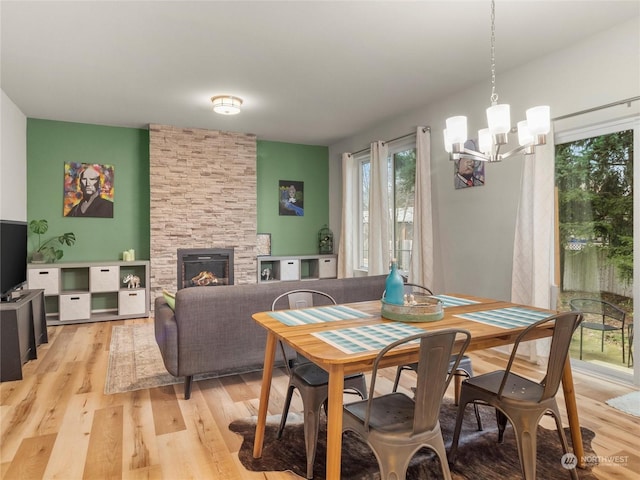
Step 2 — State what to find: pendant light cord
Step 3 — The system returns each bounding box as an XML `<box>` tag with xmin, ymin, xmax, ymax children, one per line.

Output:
<box><xmin>490</xmin><ymin>0</ymin><xmax>498</xmax><ymax>105</ymax></box>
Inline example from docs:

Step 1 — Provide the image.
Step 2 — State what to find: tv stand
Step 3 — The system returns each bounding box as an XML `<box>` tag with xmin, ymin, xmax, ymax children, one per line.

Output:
<box><xmin>0</xmin><ymin>289</ymin><xmax>47</xmax><ymax>381</ymax></box>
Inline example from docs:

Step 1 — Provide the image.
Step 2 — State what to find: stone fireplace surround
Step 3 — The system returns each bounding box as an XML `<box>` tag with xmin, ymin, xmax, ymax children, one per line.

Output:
<box><xmin>149</xmin><ymin>125</ymin><xmax>258</xmax><ymax>304</ymax></box>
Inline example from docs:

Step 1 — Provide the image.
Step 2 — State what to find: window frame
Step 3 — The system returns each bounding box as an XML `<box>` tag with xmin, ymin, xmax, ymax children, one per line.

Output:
<box><xmin>354</xmin><ymin>135</ymin><xmax>416</xmax><ymax>274</ymax></box>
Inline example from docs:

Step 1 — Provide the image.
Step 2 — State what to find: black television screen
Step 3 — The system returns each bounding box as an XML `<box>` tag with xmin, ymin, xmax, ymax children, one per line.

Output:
<box><xmin>1</xmin><ymin>220</ymin><xmax>28</xmax><ymax>299</ymax></box>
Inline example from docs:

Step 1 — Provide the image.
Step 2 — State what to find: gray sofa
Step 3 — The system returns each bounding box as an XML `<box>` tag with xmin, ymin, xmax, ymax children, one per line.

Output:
<box><xmin>154</xmin><ymin>275</ymin><xmax>387</xmax><ymax>398</ymax></box>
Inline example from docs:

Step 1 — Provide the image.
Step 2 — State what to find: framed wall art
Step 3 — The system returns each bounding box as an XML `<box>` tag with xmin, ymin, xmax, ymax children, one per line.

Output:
<box><xmin>279</xmin><ymin>180</ymin><xmax>304</xmax><ymax>216</ymax></box>
<box><xmin>453</xmin><ymin>139</ymin><xmax>485</xmax><ymax>189</ymax></box>
<box><xmin>64</xmin><ymin>162</ymin><xmax>115</xmax><ymax>217</ymax></box>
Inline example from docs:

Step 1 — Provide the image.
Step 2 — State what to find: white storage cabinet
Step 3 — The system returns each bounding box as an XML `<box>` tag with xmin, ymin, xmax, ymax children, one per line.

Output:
<box><xmin>257</xmin><ymin>255</ymin><xmax>338</xmax><ymax>283</ymax></box>
<box><xmin>27</xmin><ymin>261</ymin><xmax>150</xmax><ymax>325</ymax></box>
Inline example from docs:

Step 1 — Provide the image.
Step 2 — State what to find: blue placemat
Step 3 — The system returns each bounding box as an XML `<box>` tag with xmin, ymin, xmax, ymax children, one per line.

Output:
<box><xmin>268</xmin><ymin>305</ymin><xmax>372</xmax><ymax>326</ymax></box>
<box><xmin>432</xmin><ymin>294</ymin><xmax>480</xmax><ymax>308</ymax></box>
<box><xmin>455</xmin><ymin>307</ymin><xmax>550</xmax><ymax>329</ymax></box>
<box><xmin>312</xmin><ymin>322</ymin><xmax>425</xmax><ymax>354</ymax></box>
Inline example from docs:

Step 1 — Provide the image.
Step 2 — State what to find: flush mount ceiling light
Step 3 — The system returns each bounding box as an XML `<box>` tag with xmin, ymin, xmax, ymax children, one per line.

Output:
<box><xmin>211</xmin><ymin>95</ymin><xmax>243</xmax><ymax>115</ymax></box>
<box><xmin>443</xmin><ymin>0</ymin><xmax>550</xmax><ymax>163</ymax></box>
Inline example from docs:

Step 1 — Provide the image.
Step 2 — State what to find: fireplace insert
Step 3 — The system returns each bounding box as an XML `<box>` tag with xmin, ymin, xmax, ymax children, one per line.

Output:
<box><xmin>177</xmin><ymin>248</ymin><xmax>234</xmax><ymax>289</ymax></box>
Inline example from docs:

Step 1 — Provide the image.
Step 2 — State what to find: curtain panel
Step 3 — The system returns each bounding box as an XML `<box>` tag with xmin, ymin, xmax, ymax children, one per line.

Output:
<box><xmin>338</xmin><ymin>152</ymin><xmax>356</xmax><ymax>278</ymax></box>
<box><xmin>408</xmin><ymin>127</ymin><xmax>434</xmax><ymax>289</ymax></box>
<box><xmin>368</xmin><ymin>141</ymin><xmax>390</xmax><ymax>275</ymax></box>
<box><xmin>510</xmin><ymin>130</ymin><xmax>556</xmax><ymax>363</ymax></box>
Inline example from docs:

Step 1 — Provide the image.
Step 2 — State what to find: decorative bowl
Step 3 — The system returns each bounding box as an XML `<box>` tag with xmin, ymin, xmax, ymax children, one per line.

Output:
<box><xmin>381</xmin><ymin>294</ymin><xmax>444</xmax><ymax>322</ymax></box>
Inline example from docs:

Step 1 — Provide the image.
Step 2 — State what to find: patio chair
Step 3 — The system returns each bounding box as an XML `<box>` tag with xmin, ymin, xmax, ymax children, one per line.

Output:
<box><xmin>272</xmin><ymin>289</ymin><xmax>368</xmax><ymax>480</ymax></box>
<box><xmin>570</xmin><ymin>298</ymin><xmax>627</xmax><ymax>363</ymax></box>
<box><xmin>628</xmin><ymin>323</ymin><xmax>634</xmax><ymax>368</ymax></box>
<box><xmin>448</xmin><ymin>311</ymin><xmax>583</xmax><ymax>480</ymax></box>
<box><xmin>343</xmin><ymin>328</ymin><xmax>471</xmax><ymax>480</ymax></box>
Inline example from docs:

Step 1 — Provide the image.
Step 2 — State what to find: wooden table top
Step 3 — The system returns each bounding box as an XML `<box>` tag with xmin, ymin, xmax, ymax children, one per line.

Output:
<box><xmin>252</xmin><ymin>294</ymin><xmax>556</xmax><ymax>372</ymax></box>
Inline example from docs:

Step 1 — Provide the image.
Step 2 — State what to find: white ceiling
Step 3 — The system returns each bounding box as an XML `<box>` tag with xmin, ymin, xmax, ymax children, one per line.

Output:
<box><xmin>2</xmin><ymin>1</ymin><xmax>639</xmax><ymax>146</ymax></box>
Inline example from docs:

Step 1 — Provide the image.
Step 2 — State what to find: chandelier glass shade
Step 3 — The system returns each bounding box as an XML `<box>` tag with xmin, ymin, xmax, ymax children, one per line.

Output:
<box><xmin>211</xmin><ymin>95</ymin><xmax>243</xmax><ymax>115</ymax></box>
<box><xmin>444</xmin><ymin>0</ymin><xmax>550</xmax><ymax>162</ymax></box>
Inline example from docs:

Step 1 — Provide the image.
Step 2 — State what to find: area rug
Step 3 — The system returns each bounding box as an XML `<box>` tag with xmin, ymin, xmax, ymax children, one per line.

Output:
<box><xmin>105</xmin><ymin>324</ymin><xmax>183</xmax><ymax>394</ymax></box>
<box><xmin>606</xmin><ymin>390</ymin><xmax>640</xmax><ymax>418</ymax></box>
<box><xmin>230</xmin><ymin>400</ymin><xmax>598</xmax><ymax>479</ymax></box>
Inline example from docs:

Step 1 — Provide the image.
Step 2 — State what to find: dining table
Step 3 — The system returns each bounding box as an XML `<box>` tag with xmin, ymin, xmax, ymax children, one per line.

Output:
<box><xmin>251</xmin><ymin>293</ymin><xmax>585</xmax><ymax>478</ymax></box>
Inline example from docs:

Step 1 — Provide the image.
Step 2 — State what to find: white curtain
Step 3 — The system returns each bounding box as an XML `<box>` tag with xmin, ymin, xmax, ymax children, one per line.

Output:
<box><xmin>338</xmin><ymin>153</ymin><xmax>356</xmax><ymax>278</ymax></box>
<box><xmin>510</xmin><ymin>130</ymin><xmax>556</xmax><ymax>363</ymax></box>
<box><xmin>408</xmin><ymin>127</ymin><xmax>434</xmax><ymax>289</ymax></box>
<box><xmin>368</xmin><ymin>141</ymin><xmax>390</xmax><ymax>275</ymax></box>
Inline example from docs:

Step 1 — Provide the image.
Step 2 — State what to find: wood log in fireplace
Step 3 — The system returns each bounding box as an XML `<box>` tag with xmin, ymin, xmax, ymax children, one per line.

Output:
<box><xmin>177</xmin><ymin>248</ymin><xmax>234</xmax><ymax>289</ymax></box>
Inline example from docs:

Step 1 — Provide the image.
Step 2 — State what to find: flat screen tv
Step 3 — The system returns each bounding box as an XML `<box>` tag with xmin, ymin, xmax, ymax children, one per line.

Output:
<box><xmin>1</xmin><ymin>220</ymin><xmax>28</xmax><ymax>301</ymax></box>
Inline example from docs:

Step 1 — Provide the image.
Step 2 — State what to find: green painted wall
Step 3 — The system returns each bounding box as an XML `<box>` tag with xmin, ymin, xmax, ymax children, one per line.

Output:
<box><xmin>27</xmin><ymin>119</ymin><xmax>150</xmax><ymax>262</ymax></box>
<box><xmin>257</xmin><ymin>141</ymin><xmax>329</xmax><ymax>256</ymax></box>
<box><xmin>26</xmin><ymin>121</ymin><xmax>330</xmax><ymax>263</ymax></box>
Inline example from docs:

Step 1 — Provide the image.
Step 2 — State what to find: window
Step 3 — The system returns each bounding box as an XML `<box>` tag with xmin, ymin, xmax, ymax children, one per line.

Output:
<box><xmin>356</xmin><ymin>136</ymin><xmax>416</xmax><ymax>273</ymax></box>
<box><xmin>555</xmin><ymin>117</ymin><xmax>637</xmax><ymax>377</ymax></box>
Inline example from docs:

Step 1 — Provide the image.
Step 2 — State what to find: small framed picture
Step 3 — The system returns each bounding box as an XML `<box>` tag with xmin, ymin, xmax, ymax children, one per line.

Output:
<box><xmin>257</xmin><ymin>233</ymin><xmax>271</xmax><ymax>256</ymax></box>
<box><xmin>454</xmin><ymin>139</ymin><xmax>485</xmax><ymax>189</ymax></box>
<box><xmin>279</xmin><ymin>180</ymin><xmax>304</xmax><ymax>216</ymax></box>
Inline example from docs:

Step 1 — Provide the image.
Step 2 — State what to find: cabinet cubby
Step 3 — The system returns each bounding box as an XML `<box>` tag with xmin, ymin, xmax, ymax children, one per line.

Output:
<box><xmin>28</xmin><ymin>261</ymin><xmax>150</xmax><ymax>325</ymax></box>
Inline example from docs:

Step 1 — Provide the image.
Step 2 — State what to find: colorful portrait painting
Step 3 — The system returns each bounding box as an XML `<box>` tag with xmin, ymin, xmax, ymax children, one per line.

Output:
<box><xmin>454</xmin><ymin>139</ymin><xmax>485</xmax><ymax>189</ymax></box>
<box><xmin>279</xmin><ymin>180</ymin><xmax>304</xmax><ymax>216</ymax></box>
<box><xmin>64</xmin><ymin>162</ymin><xmax>114</xmax><ymax>218</ymax></box>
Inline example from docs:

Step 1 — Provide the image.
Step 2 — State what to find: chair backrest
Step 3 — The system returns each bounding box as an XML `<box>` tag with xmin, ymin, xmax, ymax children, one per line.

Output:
<box><xmin>271</xmin><ymin>289</ymin><xmax>337</xmax><ymax>369</ymax></box>
<box><xmin>569</xmin><ymin>298</ymin><xmax>625</xmax><ymax>325</ymax></box>
<box><xmin>271</xmin><ymin>289</ymin><xmax>337</xmax><ymax>311</ymax></box>
<box><xmin>499</xmin><ymin>311</ymin><xmax>583</xmax><ymax>402</ymax></box>
<box><xmin>364</xmin><ymin>328</ymin><xmax>471</xmax><ymax>434</ymax></box>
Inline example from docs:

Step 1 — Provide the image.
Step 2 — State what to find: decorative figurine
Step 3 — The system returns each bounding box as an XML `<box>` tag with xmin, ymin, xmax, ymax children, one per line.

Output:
<box><xmin>123</xmin><ymin>274</ymin><xmax>141</xmax><ymax>289</ymax></box>
<box><xmin>261</xmin><ymin>268</ymin><xmax>272</xmax><ymax>281</ymax></box>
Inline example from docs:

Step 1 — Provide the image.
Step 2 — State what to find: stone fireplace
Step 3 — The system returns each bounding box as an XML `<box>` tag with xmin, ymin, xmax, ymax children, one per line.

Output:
<box><xmin>149</xmin><ymin>124</ymin><xmax>258</xmax><ymax>304</ymax></box>
<box><xmin>177</xmin><ymin>248</ymin><xmax>234</xmax><ymax>289</ymax></box>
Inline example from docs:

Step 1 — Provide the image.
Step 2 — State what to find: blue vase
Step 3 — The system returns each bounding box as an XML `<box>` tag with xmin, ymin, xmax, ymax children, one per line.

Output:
<box><xmin>384</xmin><ymin>259</ymin><xmax>404</xmax><ymax>305</ymax></box>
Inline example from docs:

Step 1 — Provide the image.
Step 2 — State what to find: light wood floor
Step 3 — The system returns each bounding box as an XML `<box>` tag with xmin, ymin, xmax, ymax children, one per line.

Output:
<box><xmin>1</xmin><ymin>316</ymin><xmax>638</xmax><ymax>480</ymax></box>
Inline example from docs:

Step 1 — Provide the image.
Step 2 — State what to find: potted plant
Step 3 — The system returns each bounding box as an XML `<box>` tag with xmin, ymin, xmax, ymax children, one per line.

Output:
<box><xmin>29</xmin><ymin>219</ymin><xmax>76</xmax><ymax>263</ymax></box>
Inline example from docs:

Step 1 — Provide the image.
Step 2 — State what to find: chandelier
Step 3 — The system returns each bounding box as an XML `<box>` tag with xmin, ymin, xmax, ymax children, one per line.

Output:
<box><xmin>443</xmin><ymin>0</ymin><xmax>550</xmax><ymax>163</ymax></box>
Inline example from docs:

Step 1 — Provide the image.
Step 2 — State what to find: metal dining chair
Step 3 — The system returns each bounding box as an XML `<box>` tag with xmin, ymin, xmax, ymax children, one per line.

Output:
<box><xmin>391</xmin><ymin>283</ymin><xmax>483</xmax><ymax>430</ymax></box>
<box><xmin>448</xmin><ymin>311</ymin><xmax>583</xmax><ymax>480</ymax></box>
<box><xmin>272</xmin><ymin>289</ymin><xmax>368</xmax><ymax>480</ymax></box>
<box><xmin>628</xmin><ymin>323</ymin><xmax>634</xmax><ymax>368</ymax></box>
<box><xmin>569</xmin><ymin>298</ymin><xmax>627</xmax><ymax>363</ymax></box>
<box><xmin>342</xmin><ymin>328</ymin><xmax>471</xmax><ymax>480</ymax></box>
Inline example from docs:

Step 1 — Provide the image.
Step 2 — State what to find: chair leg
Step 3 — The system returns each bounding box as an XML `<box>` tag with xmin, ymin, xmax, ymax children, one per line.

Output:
<box><xmin>550</xmin><ymin>409</ymin><xmax>579</xmax><ymax>480</ymax></box>
<box><xmin>447</xmin><ymin>399</ymin><xmax>469</xmax><ymax>465</ymax></box>
<box><xmin>621</xmin><ymin>326</ymin><xmax>625</xmax><ymax>364</ymax></box>
<box><xmin>496</xmin><ymin>409</ymin><xmax>508</xmax><ymax>444</ymax></box>
<box><xmin>392</xmin><ymin>366</ymin><xmax>404</xmax><ymax>392</ymax></box>
<box><xmin>472</xmin><ymin>403</ymin><xmax>483</xmax><ymax>431</ymax></box>
<box><xmin>629</xmin><ymin>326</ymin><xmax>634</xmax><ymax>368</ymax></box>
<box><xmin>579</xmin><ymin>325</ymin><xmax>584</xmax><ymax>360</ymax></box>
<box><xmin>510</xmin><ymin>420</ymin><xmax>538</xmax><ymax>480</ymax></box>
<box><xmin>299</xmin><ymin>389</ymin><xmax>326</xmax><ymax>480</ymax></box>
<box><xmin>277</xmin><ymin>384</ymin><xmax>296</xmax><ymax>439</ymax></box>
<box><xmin>184</xmin><ymin>375</ymin><xmax>193</xmax><ymax>400</ymax></box>
<box><xmin>453</xmin><ymin>369</ymin><xmax>482</xmax><ymax>431</ymax></box>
